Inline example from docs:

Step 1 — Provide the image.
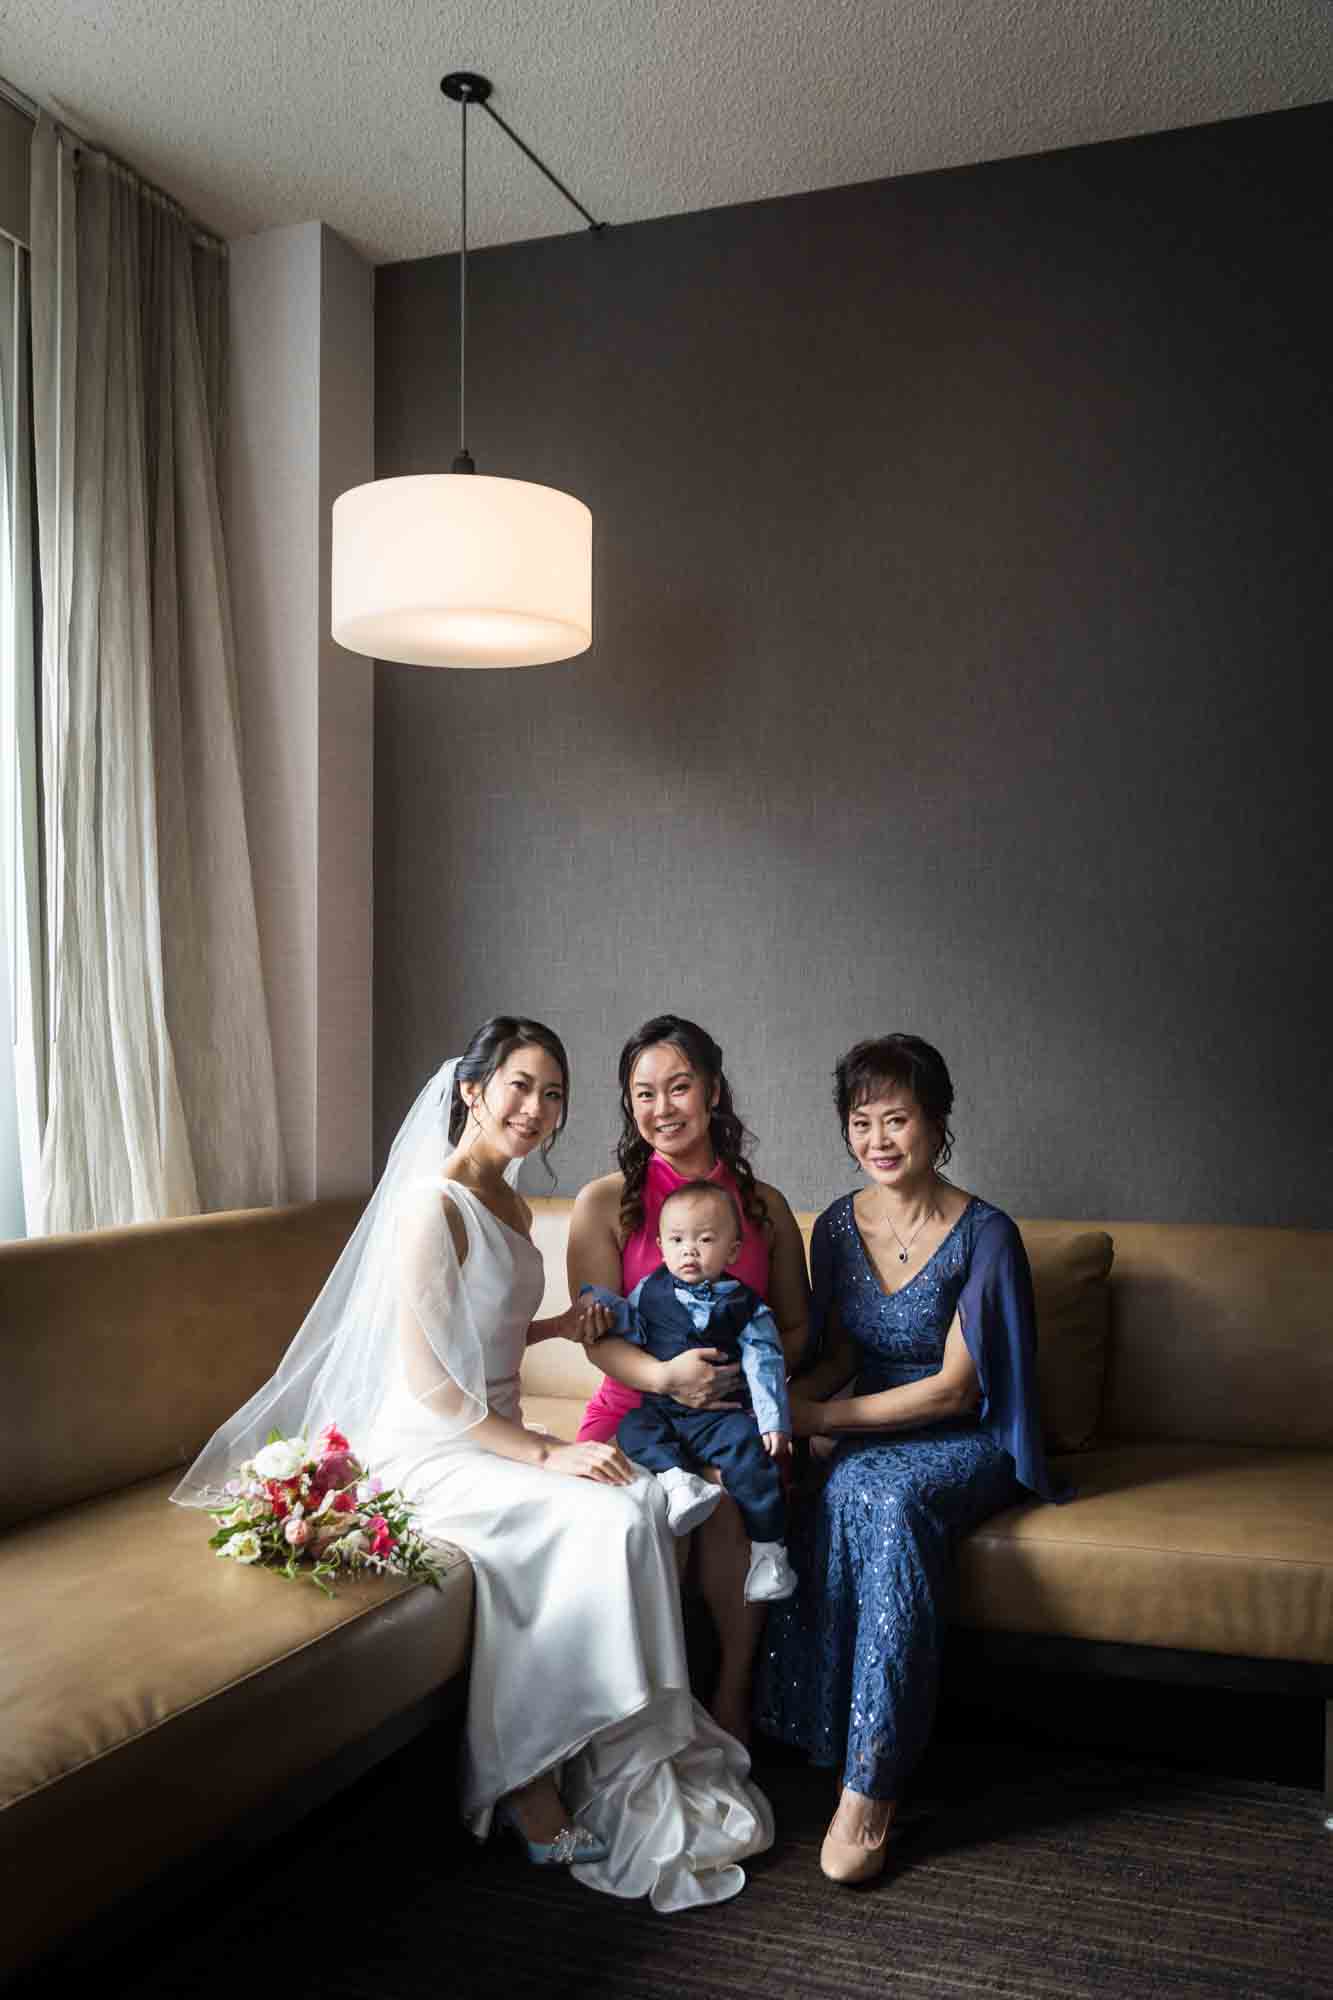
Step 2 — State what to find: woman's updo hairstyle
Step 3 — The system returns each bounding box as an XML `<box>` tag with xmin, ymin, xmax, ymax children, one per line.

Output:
<box><xmin>834</xmin><ymin>1033</ymin><xmax>956</xmax><ymax>1169</ymax></box>
<box><xmin>615</xmin><ymin>1014</ymin><xmax>769</xmax><ymax>1241</ymax></box>
<box><xmin>448</xmin><ymin>1015</ymin><xmax>570</xmax><ymax>1180</ymax></box>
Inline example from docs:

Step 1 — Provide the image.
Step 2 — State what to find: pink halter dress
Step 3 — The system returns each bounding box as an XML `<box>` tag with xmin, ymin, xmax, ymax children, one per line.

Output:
<box><xmin>576</xmin><ymin>1151</ymin><xmax>772</xmax><ymax>1443</ymax></box>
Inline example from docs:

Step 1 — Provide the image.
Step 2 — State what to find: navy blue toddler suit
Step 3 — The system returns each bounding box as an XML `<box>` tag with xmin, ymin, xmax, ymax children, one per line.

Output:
<box><xmin>584</xmin><ymin>1266</ymin><xmax>789</xmax><ymax>1543</ymax></box>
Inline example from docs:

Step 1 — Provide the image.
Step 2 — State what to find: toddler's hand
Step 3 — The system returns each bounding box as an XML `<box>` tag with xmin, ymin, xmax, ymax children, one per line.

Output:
<box><xmin>762</xmin><ymin>1431</ymin><xmax>792</xmax><ymax>1461</ymax></box>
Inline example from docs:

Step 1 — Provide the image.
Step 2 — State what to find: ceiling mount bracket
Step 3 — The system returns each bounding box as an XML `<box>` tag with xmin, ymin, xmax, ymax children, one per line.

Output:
<box><xmin>441</xmin><ymin>71</ymin><xmax>492</xmax><ymax>106</ymax></box>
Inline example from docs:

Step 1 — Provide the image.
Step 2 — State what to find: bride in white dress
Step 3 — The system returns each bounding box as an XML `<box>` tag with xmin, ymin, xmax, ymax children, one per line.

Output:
<box><xmin>174</xmin><ymin>1016</ymin><xmax>772</xmax><ymax>1911</ymax></box>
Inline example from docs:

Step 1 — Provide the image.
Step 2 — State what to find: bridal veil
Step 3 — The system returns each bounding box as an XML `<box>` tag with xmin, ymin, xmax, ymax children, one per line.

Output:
<box><xmin>172</xmin><ymin>1058</ymin><xmax>512</xmax><ymax>1506</ymax></box>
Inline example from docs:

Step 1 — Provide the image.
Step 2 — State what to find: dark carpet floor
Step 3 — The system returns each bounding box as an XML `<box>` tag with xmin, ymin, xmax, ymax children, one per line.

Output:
<box><xmin>60</xmin><ymin>1678</ymin><xmax>1332</xmax><ymax>2000</ymax></box>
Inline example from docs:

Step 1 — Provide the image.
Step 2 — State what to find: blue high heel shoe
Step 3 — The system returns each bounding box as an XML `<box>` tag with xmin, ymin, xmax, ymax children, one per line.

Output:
<box><xmin>494</xmin><ymin>1800</ymin><xmax>610</xmax><ymax>1867</ymax></box>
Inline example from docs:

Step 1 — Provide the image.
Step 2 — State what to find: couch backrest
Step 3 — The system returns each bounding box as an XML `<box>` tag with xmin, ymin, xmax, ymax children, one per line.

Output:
<box><xmin>524</xmin><ymin>1199</ymin><xmax>1333</xmax><ymax>1453</ymax></box>
<box><xmin>0</xmin><ymin>1199</ymin><xmax>364</xmax><ymax>1528</ymax></box>
<box><xmin>1093</xmin><ymin>1220</ymin><xmax>1333</xmax><ymax>1449</ymax></box>
<box><xmin>5</xmin><ymin>1196</ymin><xmax>1326</xmax><ymax>1531</ymax></box>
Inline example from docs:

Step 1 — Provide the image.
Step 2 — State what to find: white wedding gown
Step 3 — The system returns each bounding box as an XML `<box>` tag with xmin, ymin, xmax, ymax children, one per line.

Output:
<box><xmin>367</xmin><ymin>1180</ymin><xmax>774</xmax><ymax>1910</ymax></box>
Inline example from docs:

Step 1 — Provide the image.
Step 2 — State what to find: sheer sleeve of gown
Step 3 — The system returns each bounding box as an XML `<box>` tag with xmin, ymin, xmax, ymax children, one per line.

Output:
<box><xmin>956</xmin><ymin>1209</ymin><xmax>1071</xmax><ymax>1502</ymax></box>
<box><xmin>392</xmin><ymin>1178</ymin><xmax>490</xmax><ymax>1434</ymax></box>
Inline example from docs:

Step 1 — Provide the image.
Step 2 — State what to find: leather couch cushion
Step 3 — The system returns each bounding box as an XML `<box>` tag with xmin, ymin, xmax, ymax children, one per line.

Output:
<box><xmin>1</xmin><ymin>1470</ymin><xmax>474</xmax><ymax>1809</ymax></box>
<box><xmin>1019</xmin><ymin>1226</ymin><xmax>1114</xmax><ymax>1452</ymax></box>
<box><xmin>0</xmin><ymin>1471</ymin><xmax>473</xmax><ymax>1968</ymax></box>
<box><xmin>0</xmin><ymin>1201</ymin><xmax>365</xmax><ymax>1528</ymax></box>
<box><xmin>957</xmin><ymin>1443</ymin><xmax>1333</xmax><ymax>1664</ymax></box>
<box><xmin>521</xmin><ymin>1393</ymin><xmax>587</xmax><ymax>1442</ymax></box>
<box><xmin>520</xmin><ymin>1417</ymin><xmax>1333</xmax><ymax>1664</ymax></box>
<box><xmin>521</xmin><ymin>1337</ymin><xmax>605</xmax><ymax>1405</ymax></box>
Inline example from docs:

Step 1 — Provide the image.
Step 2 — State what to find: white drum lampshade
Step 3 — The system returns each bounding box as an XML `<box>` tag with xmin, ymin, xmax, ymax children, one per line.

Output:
<box><xmin>331</xmin><ymin>472</ymin><xmax>592</xmax><ymax>669</ymax></box>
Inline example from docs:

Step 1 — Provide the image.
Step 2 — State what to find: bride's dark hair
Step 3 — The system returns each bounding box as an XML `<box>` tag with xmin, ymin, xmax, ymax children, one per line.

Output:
<box><xmin>449</xmin><ymin>1016</ymin><xmax>570</xmax><ymax>1180</ymax></box>
<box><xmin>615</xmin><ymin>1015</ymin><xmax>768</xmax><ymax>1242</ymax></box>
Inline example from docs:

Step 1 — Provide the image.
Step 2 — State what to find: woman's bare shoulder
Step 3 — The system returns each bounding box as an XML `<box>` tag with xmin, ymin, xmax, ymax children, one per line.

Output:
<box><xmin>568</xmin><ymin>1172</ymin><xmax>629</xmax><ymax>1285</ymax></box>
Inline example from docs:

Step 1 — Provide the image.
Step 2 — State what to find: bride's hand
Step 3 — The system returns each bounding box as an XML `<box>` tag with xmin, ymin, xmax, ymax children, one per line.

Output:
<box><xmin>542</xmin><ymin>1440</ymin><xmax>637</xmax><ymax>1485</ymax></box>
<box><xmin>661</xmin><ymin>1348</ymin><xmax>742</xmax><ymax>1411</ymax></box>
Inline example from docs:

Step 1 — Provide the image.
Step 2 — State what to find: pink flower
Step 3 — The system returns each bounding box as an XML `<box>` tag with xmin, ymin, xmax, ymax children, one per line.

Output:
<box><xmin>332</xmin><ymin>1490</ymin><xmax>356</xmax><ymax>1514</ymax></box>
<box><xmin>317</xmin><ymin>1424</ymin><xmax>351</xmax><ymax>1454</ymax></box>
<box><xmin>368</xmin><ymin>1514</ymin><xmax>396</xmax><ymax>1559</ymax></box>
<box><xmin>284</xmin><ymin>1518</ymin><xmax>311</xmax><ymax>1548</ymax></box>
<box><xmin>313</xmin><ymin>1450</ymin><xmax>362</xmax><ymax>1494</ymax></box>
<box><xmin>356</xmin><ymin>1476</ymin><xmax>384</xmax><ymax>1504</ymax></box>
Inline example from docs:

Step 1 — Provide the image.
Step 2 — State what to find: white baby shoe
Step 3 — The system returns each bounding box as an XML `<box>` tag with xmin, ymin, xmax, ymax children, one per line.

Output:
<box><xmin>657</xmin><ymin>1467</ymin><xmax>724</xmax><ymax>1535</ymax></box>
<box><xmin>744</xmin><ymin>1540</ymin><xmax>798</xmax><ymax>1603</ymax></box>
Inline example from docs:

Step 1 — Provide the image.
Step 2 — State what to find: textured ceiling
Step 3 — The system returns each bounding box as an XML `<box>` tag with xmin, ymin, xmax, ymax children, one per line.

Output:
<box><xmin>4</xmin><ymin>0</ymin><xmax>1333</xmax><ymax>263</ymax></box>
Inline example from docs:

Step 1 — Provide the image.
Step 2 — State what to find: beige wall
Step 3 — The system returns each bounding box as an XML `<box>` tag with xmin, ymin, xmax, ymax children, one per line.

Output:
<box><xmin>227</xmin><ymin>222</ymin><xmax>373</xmax><ymax>1200</ymax></box>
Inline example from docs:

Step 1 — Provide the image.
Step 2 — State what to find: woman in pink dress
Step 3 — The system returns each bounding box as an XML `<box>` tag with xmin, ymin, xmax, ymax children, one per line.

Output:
<box><xmin>568</xmin><ymin>1016</ymin><xmax>810</xmax><ymax>1741</ymax></box>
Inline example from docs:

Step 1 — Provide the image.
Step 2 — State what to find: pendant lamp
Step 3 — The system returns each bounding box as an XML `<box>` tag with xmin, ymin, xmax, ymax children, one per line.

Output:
<box><xmin>332</xmin><ymin>74</ymin><xmax>600</xmax><ymax>670</ymax></box>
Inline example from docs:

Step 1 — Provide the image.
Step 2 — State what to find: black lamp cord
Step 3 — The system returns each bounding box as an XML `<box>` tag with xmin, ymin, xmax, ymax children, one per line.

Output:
<box><xmin>477</xmin><ymin>97</ymin><xmax>606</xmax><ymax>234</ymax></box>
<box><xmin>444</xmin><ymin>72</ymin><xmax>606</xmax><ymax>477</ymax></box>
<box><xmin>454</xmin><ymin>91</ymin><xmax>472</xmax><ymax>472</ymax></box>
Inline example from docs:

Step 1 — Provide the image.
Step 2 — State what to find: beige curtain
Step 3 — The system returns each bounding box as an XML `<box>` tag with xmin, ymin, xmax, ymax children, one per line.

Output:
<box><xmin>28</xmin><ymin>116</ymin><xmax>284</xmax><ymax>1230</ymax></box>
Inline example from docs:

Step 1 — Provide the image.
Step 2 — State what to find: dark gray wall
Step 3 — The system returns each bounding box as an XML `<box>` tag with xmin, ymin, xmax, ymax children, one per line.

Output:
<box><xmin>373</xmin><ymin>106</ymin><xmax>1331</xmax><ymax>1226</ymax></box>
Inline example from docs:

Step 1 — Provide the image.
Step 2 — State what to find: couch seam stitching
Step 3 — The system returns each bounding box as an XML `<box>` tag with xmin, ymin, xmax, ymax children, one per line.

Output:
<box><xmin>968</xmin><ymin>1538</ymin><xmax>1329</xmax><ymax>1566</ymax></box>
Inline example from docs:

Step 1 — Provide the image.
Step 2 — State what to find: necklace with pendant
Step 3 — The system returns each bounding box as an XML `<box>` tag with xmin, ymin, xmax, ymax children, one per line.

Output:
<box><xmin>881</xmin><ymin>1189</ymin><xmax>938</xmax><ymax>1263</ymax></box>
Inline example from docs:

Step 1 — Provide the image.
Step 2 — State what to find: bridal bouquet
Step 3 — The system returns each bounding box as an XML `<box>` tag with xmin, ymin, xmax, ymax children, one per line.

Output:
<box><xmin>207</xmin><ymin>1424</ymin><xmax>445</xmax><ymax>1597</ymax></box>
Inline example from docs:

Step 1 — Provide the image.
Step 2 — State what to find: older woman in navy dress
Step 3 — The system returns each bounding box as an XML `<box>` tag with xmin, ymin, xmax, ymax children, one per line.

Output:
<box><xmin>754</xmin><ymin>1035</ymin><xmax>1066</xmax><ymax>1884</ymax></box>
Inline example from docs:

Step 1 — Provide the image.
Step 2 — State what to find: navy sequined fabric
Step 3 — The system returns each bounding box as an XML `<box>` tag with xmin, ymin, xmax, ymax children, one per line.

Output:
<box><xmin>753</xmin><ymin>1194</ymin><xmax>1022</xmax><ymax>1798</ymax></box>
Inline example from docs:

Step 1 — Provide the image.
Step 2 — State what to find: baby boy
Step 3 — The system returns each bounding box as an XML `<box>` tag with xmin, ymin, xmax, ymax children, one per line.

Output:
<box><xmin>583</xmin><ymin>1180</ymin><xmax>797</xmax><ymax>1604</ymax></box>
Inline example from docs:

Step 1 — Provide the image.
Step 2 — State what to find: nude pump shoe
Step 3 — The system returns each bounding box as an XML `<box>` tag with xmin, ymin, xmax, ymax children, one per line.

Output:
<box><xmin>820</xmin><ymin>1799</ymin><xmax>894</xmax><ymax>1884</ymax></box>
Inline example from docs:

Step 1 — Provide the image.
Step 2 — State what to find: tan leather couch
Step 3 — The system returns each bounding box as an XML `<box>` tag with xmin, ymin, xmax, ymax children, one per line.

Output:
<box><xmin>3</xmin><ymin>1198</ymin><xmax>1330</xmax><ymax>1974</ymax></box>
<box><xmin>0</xmin><ymin>1201</ymin><xmax>473</xmax><ymax>1978</ymax></box>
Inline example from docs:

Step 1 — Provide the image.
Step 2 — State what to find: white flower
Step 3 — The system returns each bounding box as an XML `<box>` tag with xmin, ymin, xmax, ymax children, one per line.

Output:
<box><xmin>227</xmin><ymin>1531</ymin><xmax>263</xmax><ymax>1564</ymax></box>
<box><xmin>253</xmin><ymin>1438</ymin><xmax>309</xmax><ymax>1480</ymax></box>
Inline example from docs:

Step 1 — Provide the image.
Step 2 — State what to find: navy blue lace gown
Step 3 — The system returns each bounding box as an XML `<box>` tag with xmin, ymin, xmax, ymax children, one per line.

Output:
<box><xmin>754</xmin><ymin>1194</ymin><xmax>1065</xmax><ymax>1801</ymax></box>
